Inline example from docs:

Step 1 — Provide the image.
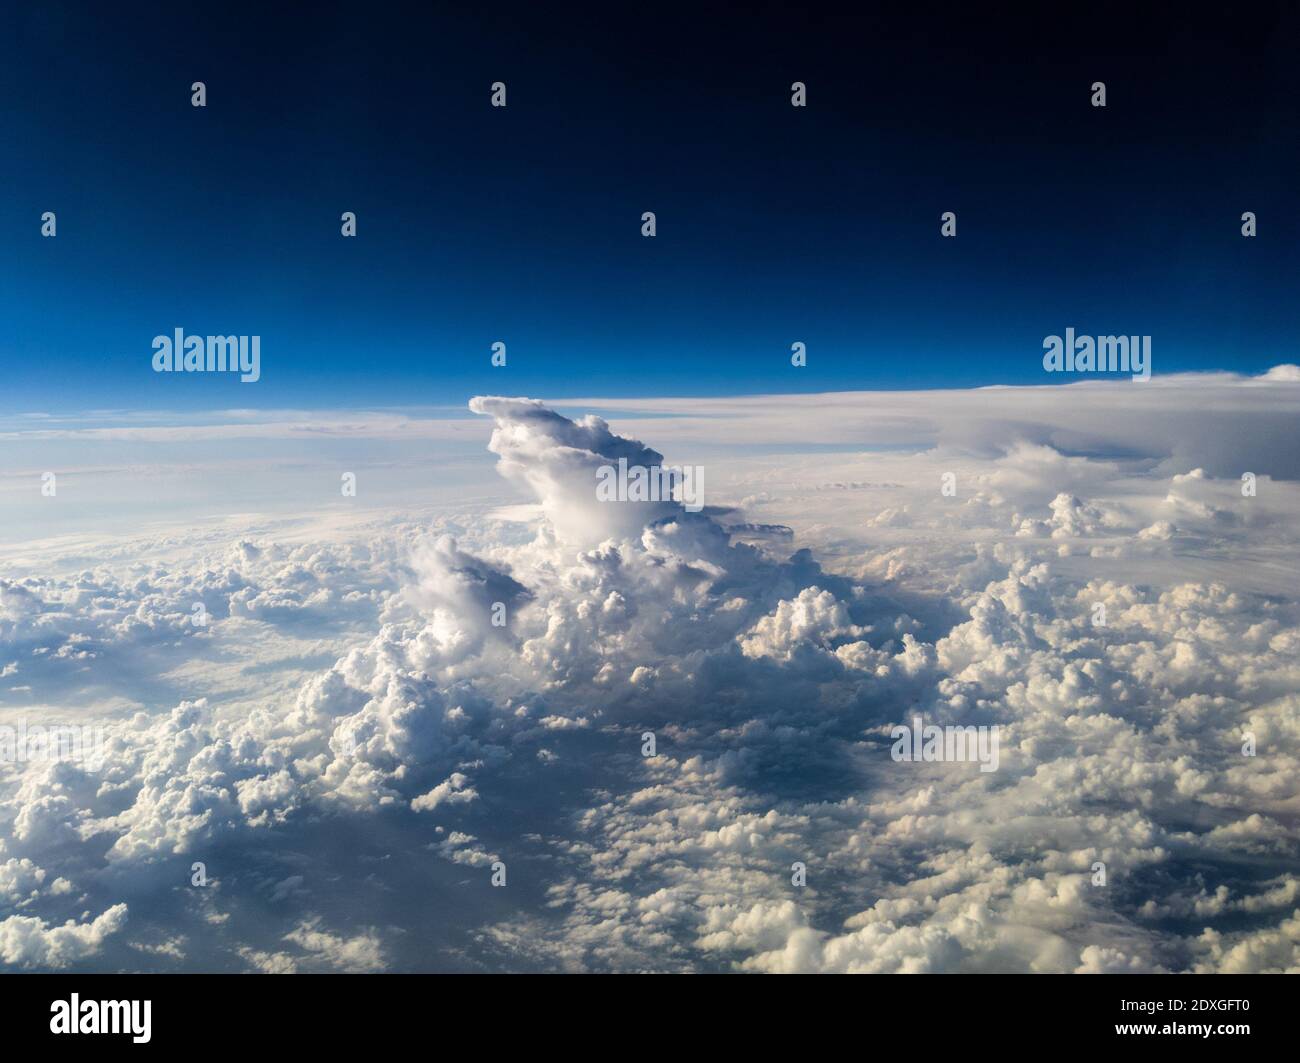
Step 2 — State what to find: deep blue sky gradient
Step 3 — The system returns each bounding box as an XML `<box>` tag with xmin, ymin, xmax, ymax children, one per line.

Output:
<box><xmin>2</xmin><ymin>2</ymin><xmax>1298</xmax><ymax>412</ymax></box>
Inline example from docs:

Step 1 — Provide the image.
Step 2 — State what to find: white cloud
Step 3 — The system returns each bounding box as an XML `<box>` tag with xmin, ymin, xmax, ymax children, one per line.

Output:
<box><xmin>1</xmin><ymin>377</ymin><xmax>1297</xmax><ymax>972</ymax></box>
<box><xmin>0</xmin><ymin>905</ymin><xmax>127</xmax><ymax>969</ymax></box>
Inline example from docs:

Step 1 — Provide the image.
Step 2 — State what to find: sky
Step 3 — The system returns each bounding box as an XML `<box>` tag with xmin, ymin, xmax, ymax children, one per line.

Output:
<box><xmin>1</xmin><ymin>4</ymin><xmax>1299</xmax><ymax>976</ymax></box>
<box><xmin>3</xmin><ymin>2</ymin><xmax>1300</xmax><ymax>412</ymax></box>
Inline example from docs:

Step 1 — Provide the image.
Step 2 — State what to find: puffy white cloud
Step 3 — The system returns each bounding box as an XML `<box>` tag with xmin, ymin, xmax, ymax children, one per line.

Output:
<box><xmin>1</xmin><ymin>380</ymin><xmax>1297</xmax><ymax>973</ymax></box>
<box><xmin>281</xmin><ymin>918</ymin><xmax>385</xmax><ymax>973</ymax></box>
<box><xmin>0</xmin><ymin>905</ymin><xmax>127</xmax><ymax>969</ymax></box>
<box><xmin>411</xmin><ymin>772</ymin><xmax>478</xmax><ymax>812</ymax></box>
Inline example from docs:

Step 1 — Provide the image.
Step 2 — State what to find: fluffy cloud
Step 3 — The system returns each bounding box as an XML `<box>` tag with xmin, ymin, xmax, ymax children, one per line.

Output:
<box><xmin>0</xmin><ymin>905</ymin><xmax>127</xmax><ymax>969</ymax></box>
<box><xmin>1</xmin><ymin>378</ymin><xmax>1297</xmax><ymax>972</ymax></box>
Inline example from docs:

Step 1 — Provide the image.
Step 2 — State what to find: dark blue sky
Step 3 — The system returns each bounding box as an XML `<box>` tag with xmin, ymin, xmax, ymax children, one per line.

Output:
<box><xmin>3</xmin><ymin>2</ymin><xmax>1298</xmax><ymax>412</ymax></box>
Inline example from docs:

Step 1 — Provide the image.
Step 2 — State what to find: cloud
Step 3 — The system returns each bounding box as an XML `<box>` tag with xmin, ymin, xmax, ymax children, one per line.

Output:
<box><xmin>281</xmin><ymin>918</ymin><xmax>386</xmax><ymax>973</ymax></box>
<box><xmin>411</xmin><ymin>773</ymin><xmax>479</xmax><ymax>813</ymax></box>
<box><xmin>0</xmin><ymin>905</ymin><xmax>127</xmax><ymax>969</ymax></box>
<box><xmin>1</xmin><ymin>381</ymin><xmax>1297</xmax><ymax>972</ymax></box>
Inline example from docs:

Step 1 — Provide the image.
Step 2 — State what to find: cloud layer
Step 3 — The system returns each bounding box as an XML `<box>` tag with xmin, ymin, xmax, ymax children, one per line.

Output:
<box><xmin>1</xmin><ymin>377</ymin><xmax>1298</xmax><ymax>972</ymax></box>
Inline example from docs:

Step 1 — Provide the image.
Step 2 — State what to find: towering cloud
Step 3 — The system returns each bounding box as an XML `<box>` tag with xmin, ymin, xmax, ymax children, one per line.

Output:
<box><xmin>1</xmin><ymin>387</ymin><xmax>1297</xmax><ymax>972</ymax></box>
